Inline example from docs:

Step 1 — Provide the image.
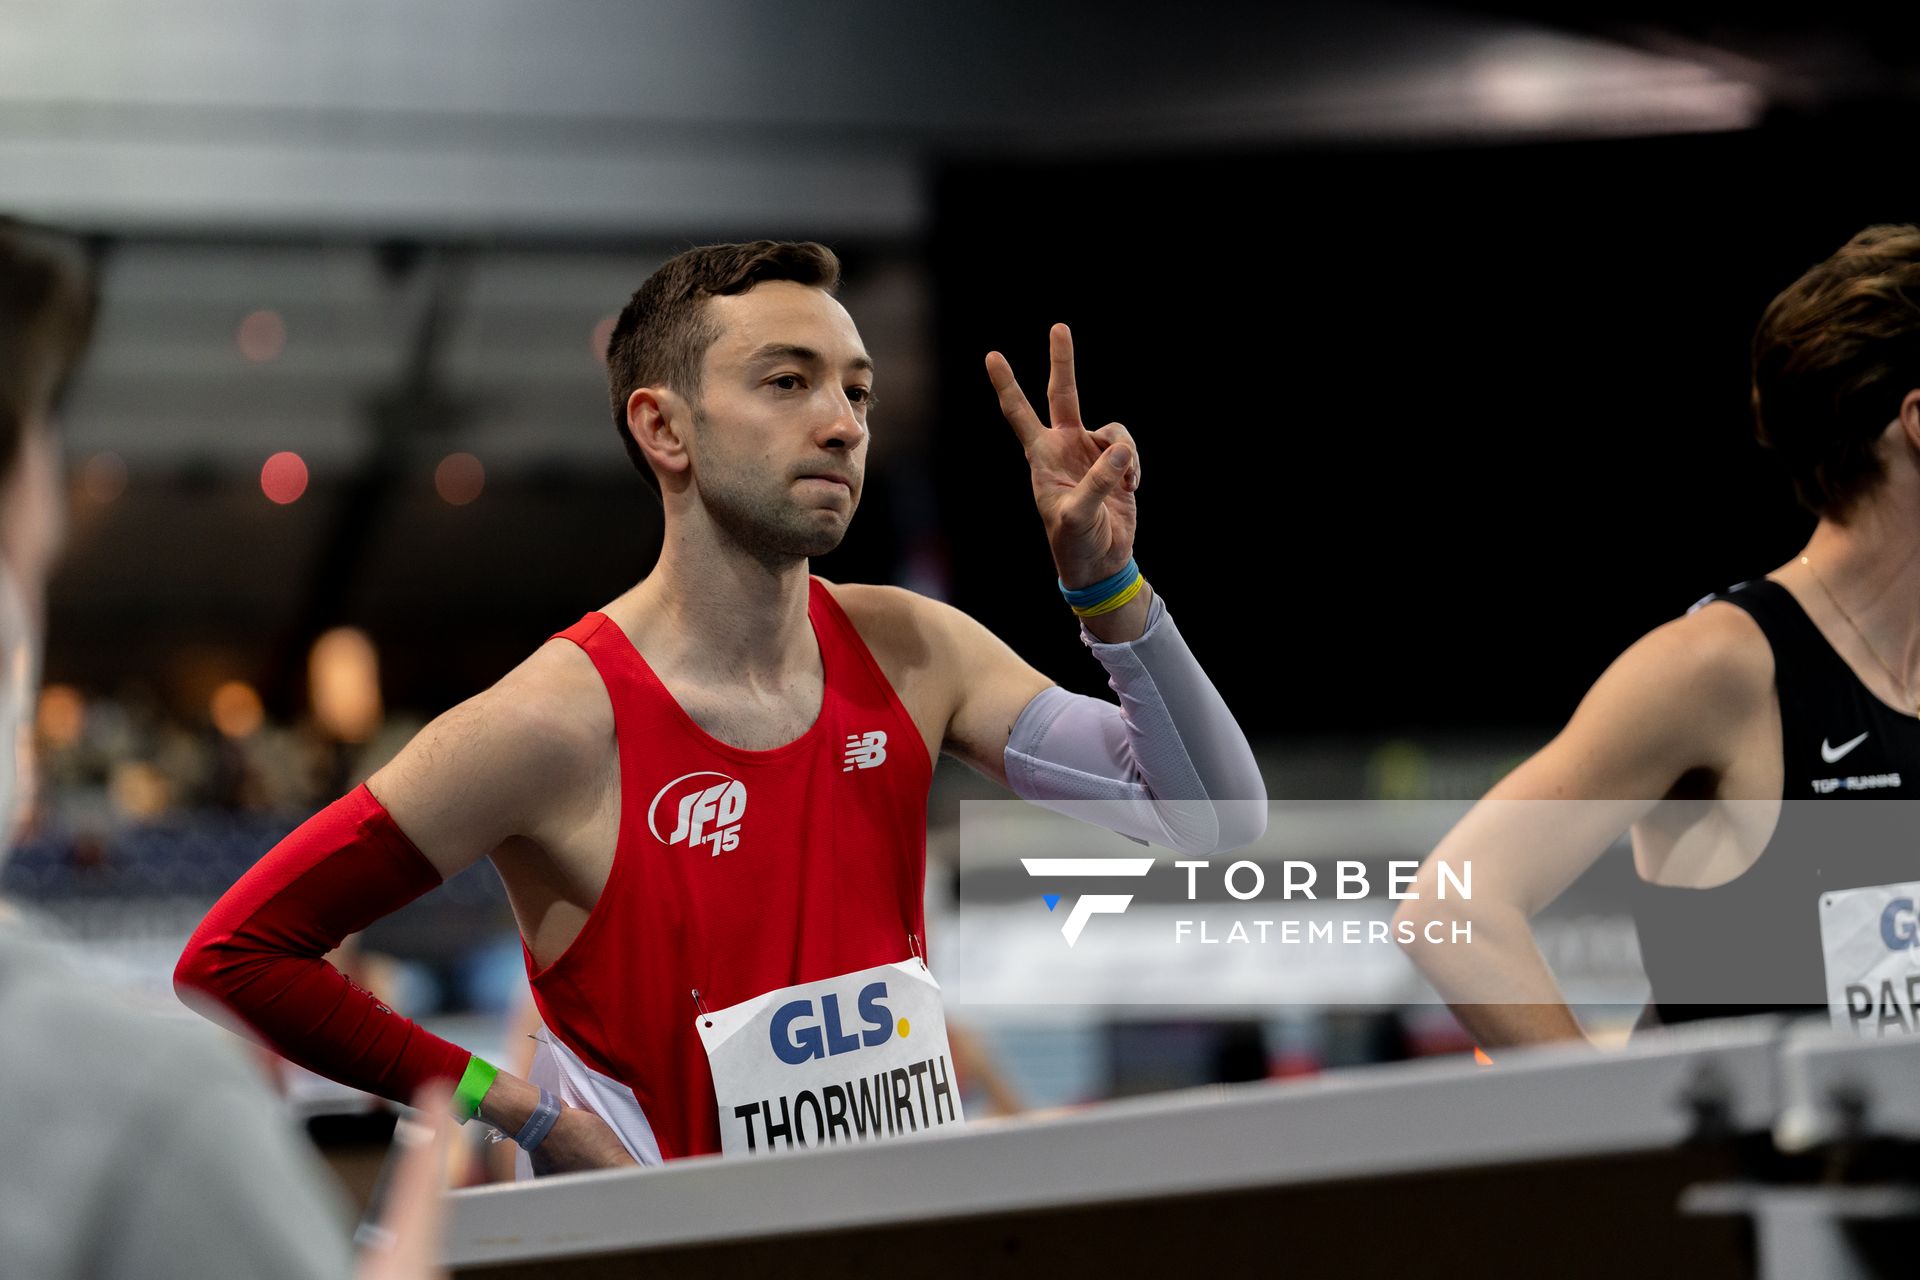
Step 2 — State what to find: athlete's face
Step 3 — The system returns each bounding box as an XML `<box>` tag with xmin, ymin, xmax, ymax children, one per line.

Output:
<box><xmin>688</xmin><ymin>282</ymin><xmax>872</xmax><ymax>561</ymax></box>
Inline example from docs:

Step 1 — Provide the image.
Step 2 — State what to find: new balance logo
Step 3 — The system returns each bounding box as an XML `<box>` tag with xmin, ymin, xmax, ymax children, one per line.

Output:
<box><xmin>843</xmin><ymin>730</ymin><xmax>888</xmax><ymax>771</ymax></box>
<box><xmin>1021</xmin><ymin>858</ymin><xmax>1156</xmax><ymax>946</ymax></box>
<box><xmin>648</xmin><ymin>771</ymin><xmax>747</xmax><ymax>856</ymax></box>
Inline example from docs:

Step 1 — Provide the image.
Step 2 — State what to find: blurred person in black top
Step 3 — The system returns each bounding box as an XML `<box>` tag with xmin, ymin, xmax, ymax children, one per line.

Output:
<box><xmin>1398</xmin><ymin>225</ymin><xmax>1920</xmax><ymax>1046</ymax></box>
<box><xmin>0</xmin><ymin>220</ymin><xmax>449</xmax><ymax>1280</ymax></box>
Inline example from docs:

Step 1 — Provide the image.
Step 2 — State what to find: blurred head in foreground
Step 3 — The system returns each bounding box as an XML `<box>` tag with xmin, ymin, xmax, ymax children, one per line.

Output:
<box><xmin>0</xmin><ymin>222</ymin><xmax>93</xmax><ymax>842</ymax></box>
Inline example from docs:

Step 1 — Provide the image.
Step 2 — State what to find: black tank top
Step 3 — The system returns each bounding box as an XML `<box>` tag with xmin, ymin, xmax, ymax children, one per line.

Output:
<box><xmin>1632</xmin><ymin>579</ymin><xmax>1920</xmax><ymax>1025</ymax></box>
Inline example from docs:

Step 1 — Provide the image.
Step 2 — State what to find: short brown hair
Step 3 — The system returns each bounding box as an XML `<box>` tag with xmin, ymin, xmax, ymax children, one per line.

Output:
<box><xmin>0</xmin><ymin>222</ymin><xmax>92</xmax><ymax>482</ymax></box>
<box><xmin>1752</xmin><ymin>224</ymin><xmax>1920</xmax><ymax>518</ymax></box>
<box><xmin>604</xmin><ymin>241</ymin><xmax>841</xmax><ymax>484</ymax></box>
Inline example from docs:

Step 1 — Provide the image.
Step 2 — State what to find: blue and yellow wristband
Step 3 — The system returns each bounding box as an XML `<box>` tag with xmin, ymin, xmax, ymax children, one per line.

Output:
<box><xmin>1061</xmin><ymin>559</ymin><xmax>1145</xmax><ymax>619</ymax></box>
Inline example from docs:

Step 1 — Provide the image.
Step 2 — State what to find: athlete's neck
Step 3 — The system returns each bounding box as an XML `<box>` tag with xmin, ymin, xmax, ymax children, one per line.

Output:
<box><xmin>615</xmin><ymin>524</ymin><xmax>816</xmax><ymax>686</ymax></box>
<box><xmin>1780</xmin><ymin>469</ymin><xmax>1920</xmax><ymax>693</ymax></box>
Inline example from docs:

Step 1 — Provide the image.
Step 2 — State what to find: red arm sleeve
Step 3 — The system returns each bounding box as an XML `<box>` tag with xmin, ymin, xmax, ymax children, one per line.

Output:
<box><xmin>174</xmin><ymin>784</ymin><xmax>473</xmax><ymax>1103</ymax></box>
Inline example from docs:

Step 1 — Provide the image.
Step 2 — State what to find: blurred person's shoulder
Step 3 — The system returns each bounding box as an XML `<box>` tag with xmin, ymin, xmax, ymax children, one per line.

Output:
<box><xmin>0</xmin><ymin>923</ymin><xmax>352</xmax><ymax>1279</ymax></box>
<box><xmin>0</xmin><ymin>914</ymin><xmax>180</xmax><ymax>1048</ymax></box>
<box><xmin>0</xmin><ymin>917</ymin><xmax>296</xmax><ymax>1156</ymax></box>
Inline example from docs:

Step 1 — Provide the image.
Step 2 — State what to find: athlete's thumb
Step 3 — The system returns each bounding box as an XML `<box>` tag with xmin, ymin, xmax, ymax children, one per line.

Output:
<box><xmin>1083</xmin><ymin>444</ymin><xmax>1131</xmax><ymax>497</ymax></box>
<box><xmin>1061</xmin><ymin>447</ymin><xmax>1126</xmax><ymax>529</ymax></box>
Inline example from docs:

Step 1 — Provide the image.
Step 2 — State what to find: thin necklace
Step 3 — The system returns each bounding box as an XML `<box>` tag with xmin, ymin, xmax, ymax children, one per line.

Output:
<box><xmin>1799</xmin><ymin>554</ymin><xmax>1919</xmax><ymax>717</ymax></box>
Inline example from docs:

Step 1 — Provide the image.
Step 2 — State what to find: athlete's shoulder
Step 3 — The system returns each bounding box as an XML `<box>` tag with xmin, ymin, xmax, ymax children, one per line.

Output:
<box><xmin>508</xmin><ymin>632</ymin><xmax>616</xmax><ymax>736</ymax></box>
<box><xmin>1598</xmin><ymin>599</ymin><xmax>1776</xmax><ymax>730</ymax></box>
<box><xmin>1525</xmin><ymin>600</ymin><xmax>1777</xmax><ymax>793</ymax></box>
<box><xmin>818</xmin><ymin>578</ymin><xmax>1013</xmax><ymax>712</ymax></box>
<box><xmin>821</xmin><ymin>576</ymin><xmax>1011</xmax><ymax>659</ymax></box>
<box><xmin>817</xmin><ymin>577</ymin><xmax>907</xmax><ymax>612</ymax></box>
<box><xmin>1648</xmin><ymin>597</ymin><xmax>1774</xmax><ymax>693</ymax></box>
<box><xmin>818</xmin><ymin>578</ymin><xmax>949</xmax><ymax>651</ymax></box>
<box><xmin>362</xmin><ymin>626</ymin><xmax>617</xmax><ymax>877</ymax></box>
<box><xmin>434</xmin><ymin>632</ymin><xmax>614</xmax><ymax>777</ymax></box>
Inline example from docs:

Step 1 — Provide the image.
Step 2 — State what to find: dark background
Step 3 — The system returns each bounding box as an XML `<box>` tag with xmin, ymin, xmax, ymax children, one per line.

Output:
<box><xmin>922</xmin><ymin>116</ymin><xmax>1920</xmax><ymax>734</ymax></box>
<box><xmin>27</xmin><ymin>4</ymin><xmax>1920</xmax><ymax>747</ymax></box>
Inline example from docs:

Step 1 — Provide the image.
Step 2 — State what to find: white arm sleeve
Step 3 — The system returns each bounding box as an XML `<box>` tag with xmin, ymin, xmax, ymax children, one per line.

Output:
<box><xmin>1002</xmin><ymin>594</ymin><xmax>1267</xmax><ymax>855</ymax></box>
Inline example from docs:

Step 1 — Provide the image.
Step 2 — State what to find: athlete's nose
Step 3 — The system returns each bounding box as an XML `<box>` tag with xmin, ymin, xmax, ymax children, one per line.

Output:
<box><xmin>817</xmin><ymin>392</ymin><xmax>867</xmax><ymax>451</ymax></box>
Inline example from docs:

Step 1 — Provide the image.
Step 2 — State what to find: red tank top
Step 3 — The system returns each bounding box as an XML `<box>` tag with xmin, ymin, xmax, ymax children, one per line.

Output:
<box><xmin>526</xmin><ymin>578</ymin><xmax>933</xmax><ymax>1159</ymax></box>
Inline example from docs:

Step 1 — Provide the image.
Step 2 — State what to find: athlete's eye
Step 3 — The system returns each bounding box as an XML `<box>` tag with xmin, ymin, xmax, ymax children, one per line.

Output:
<box><xmin>847</xmin><ymin>386</ymin><xmax>874</xmax><ymax>406</ymax></box>
<box><xmin>770</xmin><ymin>374</ymin><xmax>804</xmax><ymax>392</ymax></box>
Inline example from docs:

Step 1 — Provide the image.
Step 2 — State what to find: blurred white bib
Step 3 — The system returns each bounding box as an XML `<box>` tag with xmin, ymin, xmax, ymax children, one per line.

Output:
<box><xmin>1820</xmin><ymin>880</ymin><xmax>1920</xmax><ymax>1037</ymax></box>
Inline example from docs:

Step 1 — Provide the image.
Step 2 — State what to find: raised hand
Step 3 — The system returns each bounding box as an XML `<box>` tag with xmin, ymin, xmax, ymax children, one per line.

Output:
<box><xmin>985</xmin><ymin>323</ymin><xmax>1139</xmax><ymax>589</ymax></box>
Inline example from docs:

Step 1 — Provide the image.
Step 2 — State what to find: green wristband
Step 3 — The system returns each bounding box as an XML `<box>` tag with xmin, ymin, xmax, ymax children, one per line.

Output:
<box><xmin>453</xmin><ymin>1055</ymin><xmax>499</xmax><ymax>1123</ymax></box>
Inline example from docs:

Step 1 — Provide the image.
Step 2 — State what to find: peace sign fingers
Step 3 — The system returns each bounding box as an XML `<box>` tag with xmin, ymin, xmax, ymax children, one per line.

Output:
<box><xmin>987</xmin><ymin>322</ymin><xmax>1087</xmax><ymax>448</ymax></box>
<box><xmin>985</xmin><ymin>350</ymin><xmax>1047</xmax><ymax>449</ymax></box>
<box><xmin>1047</xmin><ymin>323</ymin><xmax>1084</xmax><ymax>431</ymax></box>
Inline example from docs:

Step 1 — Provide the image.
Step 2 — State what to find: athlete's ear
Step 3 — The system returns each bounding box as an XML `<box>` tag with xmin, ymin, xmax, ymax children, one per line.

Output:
<box><xmin>1899</xmin><ymin>388</ymin><xmax>1920</xmax><ymax>456</ymax></box>
<box><xmin>627</xmin><ymin>385</ymin><xmax>693</xmax><ymax>484</ymax></box>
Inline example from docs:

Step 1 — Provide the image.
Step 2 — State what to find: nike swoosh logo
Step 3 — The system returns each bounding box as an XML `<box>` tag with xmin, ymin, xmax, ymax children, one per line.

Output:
<box><xmin>1821</xmin><ymin>731</ymin><xmax>1870</xmax><ymax>764</ymax></box>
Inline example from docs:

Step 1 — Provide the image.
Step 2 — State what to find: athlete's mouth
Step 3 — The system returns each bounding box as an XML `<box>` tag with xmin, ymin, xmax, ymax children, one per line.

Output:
<box><xmin>797</xmin><ymin>473</ymin><xmax>853</xmax><ymax>490</ymax></box>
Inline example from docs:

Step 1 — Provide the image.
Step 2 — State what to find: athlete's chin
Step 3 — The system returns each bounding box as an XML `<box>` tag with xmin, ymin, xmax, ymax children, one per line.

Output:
<box><xmin>703</xmin><ymin>487</ymin><xmax>854</xmax><ymax>561</ymax></box>
<box><xmin>744</xmin><ymin>509</ymin><xmax>852</xmax><ymax>560</ymax></box>
<box><xmin>789</xmin><ymin>514</ymin><xmax>852</xmax><ymax>558</ymax></box>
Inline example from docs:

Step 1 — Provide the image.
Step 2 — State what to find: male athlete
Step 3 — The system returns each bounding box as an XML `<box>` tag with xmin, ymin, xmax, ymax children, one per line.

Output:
<box><xmin>1397</xmin><ymin>225</ymin><xmax>1920</xmax><ymax>1045</ymax></box>
<box><xmin>177</xmin><ymin>241</ymin><xmax>1265</xmax><ymax>1171</ymax></box>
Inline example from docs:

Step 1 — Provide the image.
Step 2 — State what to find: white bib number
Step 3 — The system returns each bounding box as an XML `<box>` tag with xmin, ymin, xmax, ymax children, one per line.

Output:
<box><xmin>696</xmin><ymin>958</ymin><xmax>965</xmax><ymax>1156</ymax></box>
<box><xmin>1819</xmin><ymin>880</ymin><xmax>1920</xmax><ymax>1038</ymax></box>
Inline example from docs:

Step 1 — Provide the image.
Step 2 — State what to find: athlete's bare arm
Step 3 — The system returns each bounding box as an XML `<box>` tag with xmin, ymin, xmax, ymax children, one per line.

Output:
<box><xmin>364</xmin><ymin>639</ymin><xmax>636</xmax><ymax>1173</ymax></box>
<box><xmin>1395</xmin><ymin>603</ymin><xmax>1776</xmax><ymax>1049</ymax></box>
<box><xmin>368</xmin><ymin>643</ymin><xmax>606</xmax><ymax>884</ymax></box>
<box><xmin>824</xmin><ymin>582</ymin><xmax>1050</xmax><ymax>784</ymax></box>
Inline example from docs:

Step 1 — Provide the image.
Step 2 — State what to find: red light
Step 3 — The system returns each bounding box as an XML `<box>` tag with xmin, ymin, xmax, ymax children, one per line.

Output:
<box><xmin>434</xmin><ymin>452</ymin><xmax>484</xmax><ymax>506</ymax></box>
<box><xmin>237</xmin><ymin>310</ymin><xmax>286</xmax><ymax>363</ymax></box>
<box><xmin>261</xmin><ymin>451</ymin><xmax>308</xmax><ymax>504</ymax></box>
<box><xmin>590</xmin><ymin>314</ymin><xmax>617</xmax><ymax>365</ymax></box>
<box><xmin>81</xmin><ymin>451</ymin><xmax>128</xmax><ymax>503</ymax></box>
